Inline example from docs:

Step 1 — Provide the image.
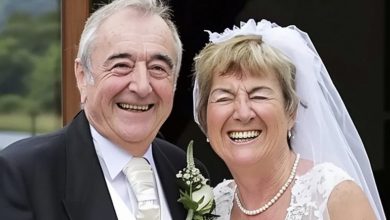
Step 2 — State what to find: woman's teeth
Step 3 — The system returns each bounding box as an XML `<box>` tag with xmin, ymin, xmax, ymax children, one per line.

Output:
<box><xmin>228</xmin><ymin>130</ymin><xmax>260</xmax><ymax>142</ymax></box>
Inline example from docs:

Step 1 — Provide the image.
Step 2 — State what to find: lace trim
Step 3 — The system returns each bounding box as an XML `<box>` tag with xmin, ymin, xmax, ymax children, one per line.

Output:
<box><xmin>213</xmin><ymin>179</ymin><xmax>235</xmax><ymax>219</ymax></box>
<box><xmin>213</xmin><ymin>163</ymin><xmax>353</xmax><ymax>220</ymax></box>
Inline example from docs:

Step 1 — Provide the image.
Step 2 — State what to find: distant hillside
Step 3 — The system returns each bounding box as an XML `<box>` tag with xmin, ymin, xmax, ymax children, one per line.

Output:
<box><xmin>0</xmin><ymin>0</ymin><xmax>59</xmax><ymax>30</ymax></box>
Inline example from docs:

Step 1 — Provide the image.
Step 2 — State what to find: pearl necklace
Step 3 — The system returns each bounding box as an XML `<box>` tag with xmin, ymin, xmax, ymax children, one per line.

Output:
<box><xmin>234</xmin><ymin>153</ymin><xmax>300</xmax><ymax>216</ymax></box>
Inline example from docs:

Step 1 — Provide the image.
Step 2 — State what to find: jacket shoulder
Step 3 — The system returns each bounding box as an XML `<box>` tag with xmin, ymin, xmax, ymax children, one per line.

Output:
<box><xmin>153</xmin><ymin>138</ymin><xmax>209</xmax><ymax>179</ymax></box>
<box><xmin>0</xmin><ymin>129</ymin><xmax>66</xmax><ymax>167</ymax></box>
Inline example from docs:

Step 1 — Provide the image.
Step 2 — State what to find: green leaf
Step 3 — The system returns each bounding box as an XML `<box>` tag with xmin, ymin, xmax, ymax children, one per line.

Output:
<box><xmin>186</xmin><ymin>140</ymin><xmax>195</xmax><ymax>168</ymax></box>
<box><xmin>180</xmin><ymin>198</ymin><xmax>199</xmax><ymax>210</ymax></box>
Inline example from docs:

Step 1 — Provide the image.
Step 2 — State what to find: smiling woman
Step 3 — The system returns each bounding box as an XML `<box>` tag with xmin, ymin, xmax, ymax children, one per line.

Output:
<box><xmin>192</xmin><ymin>19</ymin><xmax>385</xmax><ymax>219</ymax></box>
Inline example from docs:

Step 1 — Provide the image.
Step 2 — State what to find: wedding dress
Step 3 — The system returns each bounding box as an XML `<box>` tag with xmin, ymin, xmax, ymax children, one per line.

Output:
<box><xmin>213</xmin><ymin>163</ymin><xmax>352</xmax><ymax>220</ymax></box>
<box><xmin>194</xmin><ymin>19</ymin><xmax>385</xmax><ymax>219</ymax></box>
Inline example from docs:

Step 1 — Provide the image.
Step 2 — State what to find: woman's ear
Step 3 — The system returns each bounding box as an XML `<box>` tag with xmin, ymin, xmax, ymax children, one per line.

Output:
<box><xmin>74</xmin><ymin>58</ymin><xmax>87</xmax><ymax>104</ymax></box>
<box><xmin>288</xmin><ymin>110</ymin><xmax>297</xmax><ymax>130</ymax></box>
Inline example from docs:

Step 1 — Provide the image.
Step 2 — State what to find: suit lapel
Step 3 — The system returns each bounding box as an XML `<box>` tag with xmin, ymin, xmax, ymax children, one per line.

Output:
<box><xmin>152</xmin><ymin>139</ymin><xmax>187</xmax><ymax>219</ymax></box>
<box><xmin>62</xmin><ymin>111</ymin><xmax>117</xmax><ymax>220</ymax></box>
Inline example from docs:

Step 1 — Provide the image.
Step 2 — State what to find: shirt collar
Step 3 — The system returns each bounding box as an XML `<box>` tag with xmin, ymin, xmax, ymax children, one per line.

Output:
<box><xmin>90</xmin><ymin>125</ymin><xmax>154</xmax><ymax>180</ymax></box>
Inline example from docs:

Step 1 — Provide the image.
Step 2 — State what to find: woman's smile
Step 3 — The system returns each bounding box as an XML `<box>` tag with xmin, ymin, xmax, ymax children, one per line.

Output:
<box><xmin>227</xmin><ymin>130</ymin><xmax>261</xmax><ymax>143</ymax></box>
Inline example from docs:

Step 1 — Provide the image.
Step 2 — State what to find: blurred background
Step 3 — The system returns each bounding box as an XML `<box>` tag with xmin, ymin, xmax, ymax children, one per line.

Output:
<box><xmin>0</xmin><ymin>0</ymin><xmax>387</xmax><ymax>215</ymax></box>
<box><xmin>0</xmin><ymin>0</ymin><xmax>61</xmax><ymax>149</ymax></box>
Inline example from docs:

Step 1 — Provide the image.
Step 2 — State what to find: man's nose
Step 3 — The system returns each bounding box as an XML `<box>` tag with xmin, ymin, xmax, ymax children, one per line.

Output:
<box><xmin>128</xmin><ymin>64</ymin><xmax>152</xmax><ymax>97</ymax></box>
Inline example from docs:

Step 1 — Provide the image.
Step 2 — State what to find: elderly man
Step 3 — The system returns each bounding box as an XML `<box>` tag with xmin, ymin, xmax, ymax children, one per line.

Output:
<box><xmin>0</xmin><ymin>0</ymin><xmax>208</xmax><ymax>219</ymax></box>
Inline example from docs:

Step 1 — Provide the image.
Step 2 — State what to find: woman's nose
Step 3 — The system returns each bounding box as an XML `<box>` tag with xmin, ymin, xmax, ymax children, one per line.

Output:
<box><xmin>232</xmin><ymin>98</ymin><xmax>255</xmax><ymax>124</ymax></box>
<box><xmin>128</xmin><ymin>64</ymin><xmax>152</xmax><ymax>97</ymax></box>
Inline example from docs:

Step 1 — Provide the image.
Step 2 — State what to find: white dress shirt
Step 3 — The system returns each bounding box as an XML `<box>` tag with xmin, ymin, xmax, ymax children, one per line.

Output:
<box><xmin>90</xmin><ymin>125</ymin><xmax>172</xmax><ymax>219</ymax></box>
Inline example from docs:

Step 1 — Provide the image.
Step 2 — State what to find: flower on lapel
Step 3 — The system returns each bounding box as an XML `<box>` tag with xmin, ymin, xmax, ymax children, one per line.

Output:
<box><xmin>176</xmin><ymin>140</ymin><xmax>218</xmax><ymax>220</ymax></box>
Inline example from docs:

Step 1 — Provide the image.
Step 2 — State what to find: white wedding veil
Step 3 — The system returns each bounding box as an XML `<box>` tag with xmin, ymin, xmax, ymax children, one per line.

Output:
<box><xmin>192</xmin><ymin>19</ymin><xmax>385</xmax><ymax>219</ymax></box>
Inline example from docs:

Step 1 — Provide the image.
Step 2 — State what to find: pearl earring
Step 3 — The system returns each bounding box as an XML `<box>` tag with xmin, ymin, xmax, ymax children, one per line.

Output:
<box><xmin>288</xmin><ymin>130</ymin><xmax>294</xmax><ymax>139</ymax></box>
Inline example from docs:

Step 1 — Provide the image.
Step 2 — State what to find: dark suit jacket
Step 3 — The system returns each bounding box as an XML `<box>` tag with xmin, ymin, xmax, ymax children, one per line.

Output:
<box><xmin>0</xmin><ymin>111</ymin><xmax>207</xmax><ymax>220</ymax></box>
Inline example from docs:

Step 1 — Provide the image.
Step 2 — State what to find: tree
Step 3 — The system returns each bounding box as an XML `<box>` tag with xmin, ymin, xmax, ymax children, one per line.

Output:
<box><xmin>0</xmin><ymin>11</ymin><xmax>60</xmax><ymax>115</ymax></box>
<box><xmin>0</xmin><ymin>9</ymin><xmax>60</xmax><ymax>133</ymax></box>
<box><xmin>27</xmin><ymin>43</ymin><xmax>61</xmax><ymax>114</ymax></box>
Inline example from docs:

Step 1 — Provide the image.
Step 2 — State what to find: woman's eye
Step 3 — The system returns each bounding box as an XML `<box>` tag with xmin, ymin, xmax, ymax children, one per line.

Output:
<box><xmin>218</xmin><ymin>97</ymin><xmax>232</xmax><ymax>102</ymax></box>
<box><xmin>249</xmin><ymin>95</ymin><xmax>268</xmax><ymax>101</ymax></box>
<box><xmin>211</xmin><ymin>96</ymin><xmax>233</xmax><ymax>103</ymax></box>
<box><xmin>250</xmin><ymin>95</ymin><xmax>267</xmax><ymax>100</ymax></box>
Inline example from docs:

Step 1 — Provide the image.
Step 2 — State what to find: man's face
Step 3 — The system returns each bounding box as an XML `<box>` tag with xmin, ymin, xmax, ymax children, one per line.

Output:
<box><xmin>75</xmin><ymin>8</ymin><xmax>177</xmax><ymax>155</ymax></box>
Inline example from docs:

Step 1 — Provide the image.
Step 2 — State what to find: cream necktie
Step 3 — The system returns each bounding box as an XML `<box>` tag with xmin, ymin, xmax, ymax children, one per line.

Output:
<box><xmin>123</xmin><ymin>157</ymin><xmax>160</xmax><ymax>220</ymax></box>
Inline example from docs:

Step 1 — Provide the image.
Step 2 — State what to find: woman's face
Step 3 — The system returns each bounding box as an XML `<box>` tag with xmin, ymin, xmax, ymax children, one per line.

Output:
<box><xmin>206</xmin><ymin>71</ymin><xmax>294</xmax><ymax>166</ymax></box>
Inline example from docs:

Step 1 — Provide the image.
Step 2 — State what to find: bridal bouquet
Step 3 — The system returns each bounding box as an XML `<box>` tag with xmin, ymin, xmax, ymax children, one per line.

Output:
<box><xmin>176</xmin><ymin>140</ymin><xmax>217</xmax><ymax>220</ymax></box>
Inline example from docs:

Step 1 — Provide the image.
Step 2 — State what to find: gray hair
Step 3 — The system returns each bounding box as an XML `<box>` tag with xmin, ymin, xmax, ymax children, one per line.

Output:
<box><xmin>76</xmin><ymin>0</ymin><xmax>183</xmax><ymax>85</ymax></box>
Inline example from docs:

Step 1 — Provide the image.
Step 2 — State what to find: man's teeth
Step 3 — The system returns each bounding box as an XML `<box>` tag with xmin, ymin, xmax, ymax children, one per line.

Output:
<box><xmin>118</xmin><ymin>103</ymin><xmax>151</xmax><ymax>111</ymax></box>
<box><xmin>229</xmin><ymin>130</ymin><xmax>260</xmax><ymax>141</ymax></box>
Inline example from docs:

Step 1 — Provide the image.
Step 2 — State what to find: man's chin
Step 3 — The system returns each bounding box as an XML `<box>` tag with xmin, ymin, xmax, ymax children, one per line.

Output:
<box><xmin>117</xmin><ymin>129</ymin><xmax>155</xmax><ymax>144</ymax></box>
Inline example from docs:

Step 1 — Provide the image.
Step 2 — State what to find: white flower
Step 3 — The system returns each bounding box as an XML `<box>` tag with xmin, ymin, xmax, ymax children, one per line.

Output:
<box><xmin>192</xmin><ymin>185</ymin><xmax>214</xmax><ymax>213</ymax></box>
<box><xmin>176</xmin><ymin>140</ymin><xmax>217</xmax><ymax>220</ymax></box>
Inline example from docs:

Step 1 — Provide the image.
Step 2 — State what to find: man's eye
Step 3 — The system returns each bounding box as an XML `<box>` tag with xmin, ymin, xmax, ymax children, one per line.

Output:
<box><xmin>151</xmin><ymin>66</ymin><xmax>165</xmax><ymax>71</ymax></box>
<box><xmin>149</xmin><ymin>65</ymin><xmax>170</xmax><ymax>79</ymax></box>
<box><xmin>111</xmin><ymin>63</ymin><xmax>131</xmax><ymax>75</ymax></box>
<box><xmin>113</xmin><ymin>63</ymin><xmax>130</xmax><ymax>69</ymax></box>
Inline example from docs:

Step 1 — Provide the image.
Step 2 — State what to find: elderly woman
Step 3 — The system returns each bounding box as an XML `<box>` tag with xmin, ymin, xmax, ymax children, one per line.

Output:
<box><xmin>192</xmin><ymin>19</ymin><xmax>385</xmax><ymax>219</ymax></box>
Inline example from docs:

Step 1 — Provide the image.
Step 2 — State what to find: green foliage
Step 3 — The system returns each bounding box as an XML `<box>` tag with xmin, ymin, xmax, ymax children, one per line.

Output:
<box><xmin>0</xmin><ymin>47</ymin><xmax>34</xmax><ymax>95</ymax></box>
<box><xmin>178</xmin><ymin>190</ymin><xmax>200</xmax><ymax>210</ymax></box>
<box><xmin>0</xmin><ymin>94</ymin><xmax>40</xmax><ymax>115</ymax></box>
<box><xmin>0</xmin><ymin>94</ymin><xmax>25</xmax><ymax>112</ymax></box>
<box><xmin>1</xmin><ymin>12</ymin><xmax>60</xmax><ymax>55</ymax></box>
<box><xmin>0</xmin><ymin>10</ymin><xmax>60</xmax><ymax>116</ymax></box>
<box><xmin>27</xmin><ymin>43</ymin><xmax>61</xmax><ymax>114</ymax></box>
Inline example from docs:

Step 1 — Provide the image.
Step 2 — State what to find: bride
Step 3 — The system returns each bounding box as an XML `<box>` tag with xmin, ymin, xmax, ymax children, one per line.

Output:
<box><xmin>192</xmin><ymin>19</ymin><xmax>385</xmax><ymax>219</ymax></box>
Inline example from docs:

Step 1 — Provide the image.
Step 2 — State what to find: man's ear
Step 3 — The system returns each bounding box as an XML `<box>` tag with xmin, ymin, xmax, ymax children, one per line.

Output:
<box><xmin>74</xmin><ymin>58</ymin><xmax>87</xmax><ymax>104</ymax></box>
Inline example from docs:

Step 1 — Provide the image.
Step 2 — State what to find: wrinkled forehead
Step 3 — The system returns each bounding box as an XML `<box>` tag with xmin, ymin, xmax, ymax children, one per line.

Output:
<box><xmin>92</xmin><ymin>7</ymin><xmax>177</xmax><ymax>59</ymax></box>
<box><xmin>101</xmin><ymin>9</ymin><xmax>168</xmax><ymax>33</ymax></box>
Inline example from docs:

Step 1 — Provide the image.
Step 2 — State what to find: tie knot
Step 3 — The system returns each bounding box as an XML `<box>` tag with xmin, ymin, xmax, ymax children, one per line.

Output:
<box><xmin>123</xmin><ymin>157</ymin><xmax>158</xmax><ymax>202</ymax></box>
<box><xmin>123</xmin><ymin>157</ymin><xmax>152</xmax><ymax>178</ymax></box>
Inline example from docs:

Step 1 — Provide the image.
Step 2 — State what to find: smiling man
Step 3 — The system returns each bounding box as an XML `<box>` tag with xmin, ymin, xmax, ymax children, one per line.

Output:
<box><xmin>0</xmin><ymin>0</ymin><xmax>207</xmax><ymax>220</ymax></box>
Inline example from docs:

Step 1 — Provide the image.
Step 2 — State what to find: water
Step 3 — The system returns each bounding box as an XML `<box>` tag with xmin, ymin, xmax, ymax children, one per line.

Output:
<box><xmin>0</xmin><ymin>131</ymin><xmax>32</xmax><ymax>151</ymax></box>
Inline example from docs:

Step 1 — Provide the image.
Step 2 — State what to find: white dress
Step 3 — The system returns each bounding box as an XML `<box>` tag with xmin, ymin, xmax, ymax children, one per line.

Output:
<box><xmin>213</xmin><ymin>163</ymin><xmax>353</xmax><ymax>220</ymax></box>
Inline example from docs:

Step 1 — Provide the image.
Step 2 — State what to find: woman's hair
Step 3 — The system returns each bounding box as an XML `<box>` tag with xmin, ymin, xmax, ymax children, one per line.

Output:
<box><xmin>76</xmin><ymin>0</ymin><xmax>183</xmax><ymax>84</ymax></box>
<box><xmin>193</xmin><ymin>34</ymin><xmax>299</xmax><ymax>133</ymax></box>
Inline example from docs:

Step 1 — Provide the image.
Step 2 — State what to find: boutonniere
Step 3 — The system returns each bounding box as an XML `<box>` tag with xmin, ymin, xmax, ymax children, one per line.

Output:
<box><xmin>176</xmin><ymin>140</ymin><xmax>218</xmax><ymax>220</ymax></box>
